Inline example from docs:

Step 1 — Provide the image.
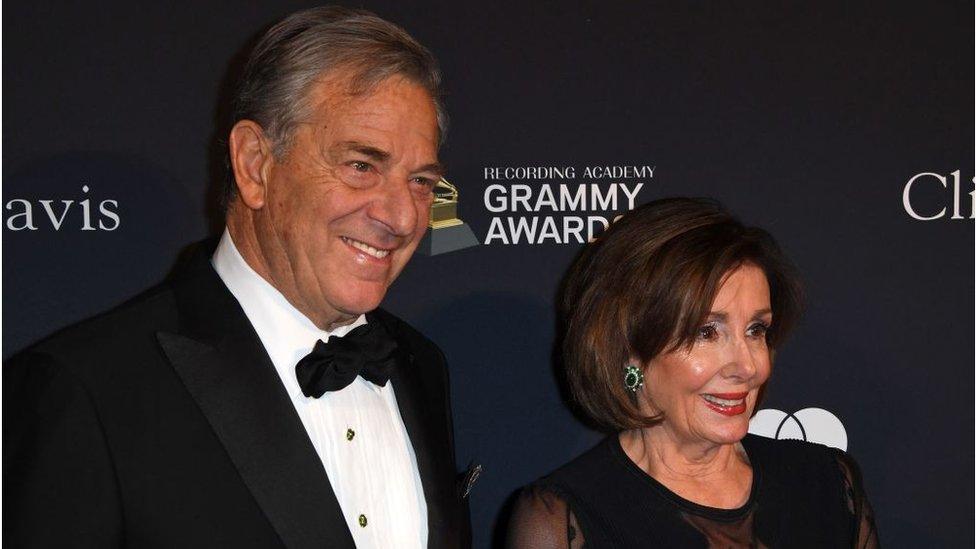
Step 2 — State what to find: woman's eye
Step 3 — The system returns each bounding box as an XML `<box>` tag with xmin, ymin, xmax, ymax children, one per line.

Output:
<box><xmin>697</xmin><ymin>324</ymin><xmax>718</xmax><ymax>341</ymax></box>
<box><xmin>747</xmin><ymin>322</ymin><xmax>770</xmax><ymax>339</ymax></box>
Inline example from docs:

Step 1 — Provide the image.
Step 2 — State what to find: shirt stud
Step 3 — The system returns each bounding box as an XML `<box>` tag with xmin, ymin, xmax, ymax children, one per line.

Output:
<box><xmin>346</xmin><ymin>428</ymin><xmax>355</xmax><ymax>441</ymax></box>
<box><xmin>358</xmin><ymin>514</ymin><xmax>367</xmax><ymax>528</ymax></box>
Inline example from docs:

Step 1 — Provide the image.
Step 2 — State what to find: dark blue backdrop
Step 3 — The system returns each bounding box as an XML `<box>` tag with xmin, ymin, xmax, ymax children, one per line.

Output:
<box><xmin>4</xmin><ymin>2</ymin><xmax>973</xmax><ymax>546</ymax></box>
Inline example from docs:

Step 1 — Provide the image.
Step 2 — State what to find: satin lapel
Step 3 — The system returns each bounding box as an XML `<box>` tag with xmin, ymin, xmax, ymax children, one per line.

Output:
<box><xmin>158</xmin><ymin>245</ymin><xmax>355</xmax><ymax>549</ymax></box>
<box><xmin>376</xmin><ymin>309</ymin><xmax>455</xmax><ymax>549</ymax></box>
<box><xmin>389</xmin><ymin>358</ymin><xmax>450</xmax><ymax>548</ymax></box>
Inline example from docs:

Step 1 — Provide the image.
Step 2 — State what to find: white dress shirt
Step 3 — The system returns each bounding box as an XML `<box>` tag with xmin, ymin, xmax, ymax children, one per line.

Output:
<box><xmin>212</xmin><ymin>230</ymin><xmax>427</xmax><ymax>548</ymax></box>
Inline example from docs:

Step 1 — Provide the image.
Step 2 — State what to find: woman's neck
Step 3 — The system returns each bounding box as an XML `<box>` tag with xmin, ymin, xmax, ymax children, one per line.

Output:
<box><xmin>620</xmin><ymin>426</ymin><xmax>753</xmax><ymax>509</ymax></box>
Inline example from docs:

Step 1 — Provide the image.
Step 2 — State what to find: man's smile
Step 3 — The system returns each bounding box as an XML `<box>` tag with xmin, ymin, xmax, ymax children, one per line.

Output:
<box><xmin>340</xmin><ymin>235</ymin><xmax>393</xmax><ymax>259</ymax></box>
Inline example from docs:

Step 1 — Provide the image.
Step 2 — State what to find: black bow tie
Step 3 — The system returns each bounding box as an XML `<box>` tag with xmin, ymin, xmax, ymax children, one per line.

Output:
<box><xmin>295</xmin><ymin>320</ymin><xmax>399</xmax><ymax>398</ymax></box>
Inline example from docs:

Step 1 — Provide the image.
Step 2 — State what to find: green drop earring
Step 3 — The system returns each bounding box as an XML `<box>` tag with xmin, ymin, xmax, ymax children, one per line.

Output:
<box><xmin>624</xmin><ymin>364</ymin><xmax>644</xmax><ymax>392</ymax></box>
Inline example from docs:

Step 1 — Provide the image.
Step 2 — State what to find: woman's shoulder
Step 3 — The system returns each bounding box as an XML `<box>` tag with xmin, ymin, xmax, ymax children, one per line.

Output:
<box><xmin>507</xmin><ymin>482</ymin><xmax>584</xmax><ymax>548</ymax></box>
<box><xmin>505</xmin><ymin>439</ymin><xmax>618</xmax><ymax>549</ymax></box>
<box><xmin>539</xmin><ymin>435</ymin><xmax>624</xmax><ymax>494</ymax></box>
<box><xmin>743</xmin><ymin>434</ymin><xmax>856</xmax><ymax>496</ymax></box>
<box><xmin>744</xmin><ymin>435</ymin><xmax>880</xmax><ymax>546</ymax></box>
<box><xmin>743</xmin><ymin>432</ymin><xmax>845</xmax><ymax>464</ymax></box>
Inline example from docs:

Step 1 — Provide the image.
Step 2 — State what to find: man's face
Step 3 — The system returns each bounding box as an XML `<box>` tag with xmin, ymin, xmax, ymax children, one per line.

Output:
<box><xmin>252</xmin><ymin>71</ymin><xmax>440</xmax><ymax>328</ymax></box>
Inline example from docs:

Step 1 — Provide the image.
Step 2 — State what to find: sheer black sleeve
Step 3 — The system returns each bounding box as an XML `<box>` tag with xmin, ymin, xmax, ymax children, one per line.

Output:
<box><xmin>506</xmin><ymin>484</ymin><xmax>585</xmax><ymax>549</ymax></box>
<box><xmin>833</xmin><ymin>450</ymin><xmax>880</xmax><ymax>548</ymax></box>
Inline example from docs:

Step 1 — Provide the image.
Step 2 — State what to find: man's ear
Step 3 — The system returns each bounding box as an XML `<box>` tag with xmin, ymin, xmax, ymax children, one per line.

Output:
<box><xmin>228</xmin><ymin>120</ymin><xmax>274</xmax><ymax>210</ymax></box>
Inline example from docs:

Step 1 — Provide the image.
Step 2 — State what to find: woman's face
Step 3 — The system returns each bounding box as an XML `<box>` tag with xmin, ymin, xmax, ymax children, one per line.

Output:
<box><xmin>643</xmin><ymin>263</ymin><xmax>773</xmax><ymax>448</ymax></box>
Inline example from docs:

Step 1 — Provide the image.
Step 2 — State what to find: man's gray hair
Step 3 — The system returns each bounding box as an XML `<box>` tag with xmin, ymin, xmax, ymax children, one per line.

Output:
<box><xmin>224</xmin><ymin>6</ymin><xmax>447</xmax><ymax>203</ymax></box>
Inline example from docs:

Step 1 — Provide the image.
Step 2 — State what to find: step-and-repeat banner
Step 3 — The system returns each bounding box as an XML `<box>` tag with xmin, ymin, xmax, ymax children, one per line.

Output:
<box><xmin>4</xmin><ymin>2</ymin><xmax>973</xmax><ymax>546</ymax></box>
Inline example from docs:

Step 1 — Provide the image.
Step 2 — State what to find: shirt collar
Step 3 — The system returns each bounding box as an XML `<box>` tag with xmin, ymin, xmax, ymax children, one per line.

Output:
<box><xmin>211</xmin><ymin>229</ymin><xmax>367</xmax><ymax>399</ymax></box>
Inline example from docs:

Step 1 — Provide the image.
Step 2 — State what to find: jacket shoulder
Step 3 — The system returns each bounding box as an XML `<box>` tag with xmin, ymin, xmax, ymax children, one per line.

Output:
<box><xmin>372</xmin><ymin>307</ymin><xmax>445</xmax><ymax>362</ymax></box>
<box><xmin>9</xmin><ymin>281</ymin><xmax>179</xmax><ymax>378</ymax></box>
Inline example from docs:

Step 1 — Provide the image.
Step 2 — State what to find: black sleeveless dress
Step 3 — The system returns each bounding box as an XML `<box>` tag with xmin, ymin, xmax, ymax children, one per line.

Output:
<box><xmin>507</xmin><ymin>434</ymin><xmax>878</xmax><ymax>548</ymax></box>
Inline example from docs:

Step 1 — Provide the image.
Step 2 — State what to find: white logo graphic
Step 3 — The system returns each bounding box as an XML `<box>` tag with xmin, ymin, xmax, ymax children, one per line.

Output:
<box><xmin>902</xmin><ymin>170</ymin><xmax>974</xmax><ymax>221</ymax></box>
<box><xmin>4</xmin><ymin>185</ymin><xmax>120</xmax><ymax>232</ymax></box>
<box><xmin>481</xmin><ymin>164</ymin><xmax>652</xmax><ymax>244</ymax></box>
<box><xmin>748</xmin><ymin>408</ymin><xmax>848</xmax><ymax>451</ymax></box>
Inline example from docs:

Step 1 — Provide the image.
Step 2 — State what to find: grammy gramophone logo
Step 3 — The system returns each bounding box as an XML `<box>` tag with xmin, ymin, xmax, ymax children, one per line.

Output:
<box><xmin>417</xmin><ymin>178</ymin><xmax>480</xmax><ymax>256</ymax></box>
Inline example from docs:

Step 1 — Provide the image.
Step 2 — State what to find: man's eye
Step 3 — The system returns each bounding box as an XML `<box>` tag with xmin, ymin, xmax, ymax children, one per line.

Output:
<box><xmin>350</xmin><ymin>161</ymin><xmax>372</xmax><ymax>172</ymax></box>
<box><xmin>697</xmin><ymin>324</ymin><xmax>718</xmax><ymax>341</ymax></box>
<box><xmin>411</xmin><ymin>177</ymin><xmax>435</xmax><ymax>189</ymax></box>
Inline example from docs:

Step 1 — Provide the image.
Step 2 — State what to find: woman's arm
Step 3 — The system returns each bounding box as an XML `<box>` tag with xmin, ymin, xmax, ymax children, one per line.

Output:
<box><xmin>506</xmin><ymin>484</ymin><xmax>585</xmax><ymax>549</ymax></box>
<box><xmin>833</xmin><ymin>450</ymin><xmax>880</xmax><ymax>548</ymax></box>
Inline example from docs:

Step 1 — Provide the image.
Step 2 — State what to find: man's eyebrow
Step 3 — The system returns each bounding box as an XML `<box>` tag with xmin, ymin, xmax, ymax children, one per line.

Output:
<box><xmin>331</xmin><ymin>141</ymin><xmax>391</xmax><ymax>162</ymax></box>
<box><xmin>414</xmin><ymin>162</ymin><xmax>446</xmax><ymax>178</ymax></box>
<box><xmin>330</xmin><ymin>141</ymin><xmax>443</xmax><ymax>176</ymax></box>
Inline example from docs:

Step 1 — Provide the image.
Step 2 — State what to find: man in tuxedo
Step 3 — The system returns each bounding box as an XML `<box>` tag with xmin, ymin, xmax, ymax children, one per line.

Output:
<box><xmin>4</xmin><ymin>7</ymin><xmax>470</xmax><ymax>548</ymax></box>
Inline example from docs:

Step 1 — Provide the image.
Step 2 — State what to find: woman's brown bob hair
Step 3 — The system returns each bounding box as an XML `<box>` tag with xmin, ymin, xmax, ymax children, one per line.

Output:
<box><xmin>561</xmin><ymin>197</ymin><xmax>803</xmax><ymax>432</ymax></box>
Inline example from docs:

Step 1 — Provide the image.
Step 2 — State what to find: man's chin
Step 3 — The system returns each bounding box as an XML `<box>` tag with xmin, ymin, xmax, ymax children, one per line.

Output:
<box><xmin>329</xmin><ymin>284</ymin><xmax>389</xmax><ymax>317</ymax></box>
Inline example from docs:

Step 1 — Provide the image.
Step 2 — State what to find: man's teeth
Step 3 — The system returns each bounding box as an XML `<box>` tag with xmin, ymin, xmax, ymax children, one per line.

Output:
<box><xmin>342</xmin><ymin>237</ymin><xmax>390</xmax><ymax>259</ymax></box>
<box><xmin>702</xmin><ymin>394</ymin><xmax>745</xmax><ymax>407</ymax></box>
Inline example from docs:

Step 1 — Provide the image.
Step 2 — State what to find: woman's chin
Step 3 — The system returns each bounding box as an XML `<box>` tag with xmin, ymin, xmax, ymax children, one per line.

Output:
<box><xmin>699</xmin><ymin>420</ymin><xmax>751</xmax><ymax>446</ymax></box>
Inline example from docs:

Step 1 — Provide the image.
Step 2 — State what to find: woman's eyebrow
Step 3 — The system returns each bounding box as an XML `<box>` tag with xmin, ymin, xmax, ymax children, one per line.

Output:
<box><xmin>705</xmin><ymin>309</ymin><xmax>772</xmax><ymax>322</ymax></box>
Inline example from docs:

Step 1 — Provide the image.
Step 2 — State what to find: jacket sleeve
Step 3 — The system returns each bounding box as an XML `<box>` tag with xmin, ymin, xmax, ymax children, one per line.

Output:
<box><xmin>435</xmin><ymin>344</ymin><xmax>473</xmax><ymax>548</ymax></box>
<box><xmin>3</xmin><ymin>351</ymin><xmax>124</xmax><ymax>547</ymax></box>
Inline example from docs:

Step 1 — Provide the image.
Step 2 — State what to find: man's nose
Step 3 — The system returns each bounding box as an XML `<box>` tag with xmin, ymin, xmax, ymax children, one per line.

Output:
<box><xmin>370</xmin><ymin>175</ymin><xmax>419</xmax><ymax>237</ymax></box>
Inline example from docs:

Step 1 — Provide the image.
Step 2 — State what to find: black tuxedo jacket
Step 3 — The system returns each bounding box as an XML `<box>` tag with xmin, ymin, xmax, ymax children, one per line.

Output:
<box><xmin>3</xmin><ymin>242</ymin><xmax>471</xmax><ymax>548</ymax></box>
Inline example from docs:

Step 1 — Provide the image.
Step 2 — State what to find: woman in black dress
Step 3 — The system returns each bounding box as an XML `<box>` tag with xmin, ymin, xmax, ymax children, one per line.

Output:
<box><xmin>507</xmin><ymin>198</ymin><xmax>878</xmax><ymax>548</ymax></box>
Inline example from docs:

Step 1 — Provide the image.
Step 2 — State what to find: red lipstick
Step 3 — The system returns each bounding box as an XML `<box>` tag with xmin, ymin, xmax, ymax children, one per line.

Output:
<box><xmin>700</xmin><ymin>392</ymin><xmax>748</xmax><ymax>416</ymax></box>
